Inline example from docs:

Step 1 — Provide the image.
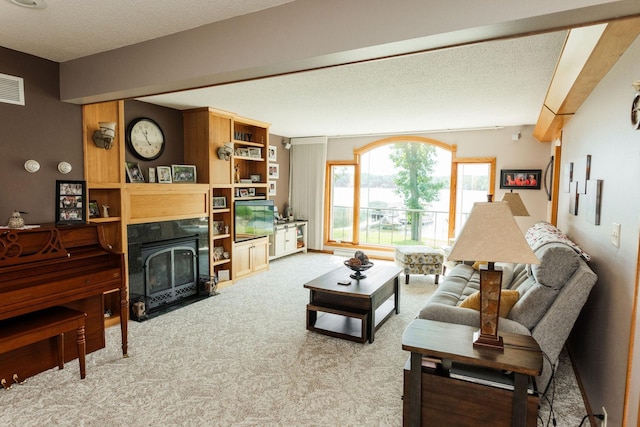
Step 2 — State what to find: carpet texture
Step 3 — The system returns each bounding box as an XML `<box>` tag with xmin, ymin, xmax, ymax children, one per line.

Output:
<box><xmin>1</xmin><ymin>253</ymin><xmax>585</xmax><ymax>426</ymax></box>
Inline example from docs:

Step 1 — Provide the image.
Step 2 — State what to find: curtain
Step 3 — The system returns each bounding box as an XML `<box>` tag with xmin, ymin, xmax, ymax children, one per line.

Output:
<box><xmin>289</xmin><ymin>136</ymin><xmax>327</xmax><ymax>250</ymax></box>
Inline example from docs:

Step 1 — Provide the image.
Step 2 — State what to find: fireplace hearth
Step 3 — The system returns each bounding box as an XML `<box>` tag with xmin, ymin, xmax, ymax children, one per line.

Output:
<box><xmin>128</xmin><ymin>218</ymin><xmax>210</xmax><ymax>321</ymax></box>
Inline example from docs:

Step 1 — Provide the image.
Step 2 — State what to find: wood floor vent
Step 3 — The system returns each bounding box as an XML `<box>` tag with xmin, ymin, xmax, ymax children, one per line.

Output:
<box><xmin>0</xmin><ymin>73</ymin><xmax>25</xmax><ymax>106</ymax></box>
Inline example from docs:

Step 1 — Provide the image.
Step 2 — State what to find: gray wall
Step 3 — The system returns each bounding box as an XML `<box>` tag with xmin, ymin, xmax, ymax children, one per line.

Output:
<box><xmin>0</xmin><ymin>47</ymin><xmax>81</xmax><ymax>224</ymax></box>
<box><xmin>560</xmin><ymin>36</ymin><xmax>640</xmax><ymax>427</ymax></box>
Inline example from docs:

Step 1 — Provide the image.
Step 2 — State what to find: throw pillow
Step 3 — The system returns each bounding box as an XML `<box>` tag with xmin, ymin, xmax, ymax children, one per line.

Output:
<box><xmin>459</xmin><ymin>290</ymin><xmax>520</xmax><ymax>318</ymax></box>
<box><xmin>472</xmin><ymin>261</ymin><xmax>487</xmax><ymax>270</ymax></box>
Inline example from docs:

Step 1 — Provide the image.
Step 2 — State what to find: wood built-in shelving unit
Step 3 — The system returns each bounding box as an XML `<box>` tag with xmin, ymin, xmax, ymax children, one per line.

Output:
<box><xmin>83</xmin><ymin>104</ymin><xmax>271</xmax><ymax>323</ymax></box>
<box><xmin>183</xmin><ymin>108</ymin><xmax>271</xmax><ymax>286</ymax></box>
<box><xmin>82</xmin><ymin>100</ymin><xmax>126</xmax><ymax>327</ymax></box>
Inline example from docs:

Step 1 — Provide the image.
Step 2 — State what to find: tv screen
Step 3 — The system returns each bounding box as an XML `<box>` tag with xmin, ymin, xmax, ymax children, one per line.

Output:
<box><xmin>234</xmin><ymin>200</ymin><xmax>275</xmax><ymax>242</ymax></box>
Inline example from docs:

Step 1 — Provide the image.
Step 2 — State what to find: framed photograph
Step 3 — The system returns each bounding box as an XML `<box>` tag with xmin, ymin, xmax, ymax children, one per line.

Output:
<box><xmin>250</xmin><ymin>174</ymin><xmax>262</xmax><ymax>183</ymax></box>
<box><xmin>268</xmin><ymin>164</ymin><xmax>279</xmax><ymax>179</ymax></box>
<box><xmin>172</xmin><ymin>164</ymin><xmax>197</xmax><ymax>183</ymax></box>
<box><xmin>269</xmin><ymin>181</ymin><xmax>277</xmax><ymax>196</ymax></box>
<box><xmin>212</xmin><ymin>220</ymin><xmax>224</xmax><ymax>235</ymax></box>
<box><xmin>248</xmin><ymin>147</ymin><xmax>261</xmax><ymax>159</ymax></box>
<box><xmin>212</xmin><ymin>196</ymin><xmax>227</xmax><ymax>208</ymax></box>
<box><xmin>55</xmin><ymin>180</ymin><xmax>86</xmax><ymax>225</ymax></box>
<box><xmin>218</xmin><ymin>269</ymin><xmax>230</xmax><ymax>281</ymax></box>
<box><xmin>125</xmin><ymin>161</ymin><xmax>145</xmax><ymax>183</ymax></box>
<box><xmin>88</xmin><ymin>200</ymin><xmax>100</xmax><ymax>218</ymax></box>
<box><xmin>236</xmin><ymin>147</ymin><xmax>249</xmax><ymax>158</ymax></box>
<box><xmin>248</xmin><ymin>188</ymin><xmax>256</xmax><ymax>196</ymax></box>
<box><xmin>148</xmin><ymin>167</ymin><xmax>156</xmax><ymax>183</ymax></box>
<box><xmin>157</xmin><ymin>166</ymin><xmax>172</xmax><ymax>183</ymax></box>
<box><xmin>239</xmin><ymin>189</ymin><xmax>249</xmax><ymax>198</ymax></box>
<box><xmin>268</xmin><ymin>145</ymin><xmax>277</xmax><ymax>162</ymax></box>
<box><xmin>499</xmin><ymin>169</ymin><xmax>541</xmax><ymax>190</ymax></box>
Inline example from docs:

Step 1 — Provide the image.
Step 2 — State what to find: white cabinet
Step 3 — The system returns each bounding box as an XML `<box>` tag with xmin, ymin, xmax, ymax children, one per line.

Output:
<box><xmin>269</xmin><ymin>221</ymin><xmax>308</xmax><ymax>260</ymax></box>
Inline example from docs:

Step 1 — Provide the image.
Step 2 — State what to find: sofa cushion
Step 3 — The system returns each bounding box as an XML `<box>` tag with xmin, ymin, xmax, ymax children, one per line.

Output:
<box><xmin>459</xmin><ymin>289</ymin><xmax>520</xmax><ymax>318</ymax></box>
<box><xmin>530</xmin><ymin>243</ymin><xmax>580</xmax><ymax>290</ymax></box>
<box><xmin>507</xmin><ymin>281</ymin><xmax>559</xmax><ymax>330</ymax></box>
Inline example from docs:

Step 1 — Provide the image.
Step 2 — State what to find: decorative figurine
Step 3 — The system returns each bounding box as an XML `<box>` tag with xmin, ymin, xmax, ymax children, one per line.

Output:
<box><xmin>7</xmin><ymin>211</ymin><xmax>25</xmax><ymax>228</ymax></box>
<box><xmin>102</xmin><ymin>205</ymin><xmax>110</xmax><ymax>218</ymax></box>
<box><xmin>234</xmin><ymin>164</ymin><xmax>241</xmax><ymax>183</ymax></box>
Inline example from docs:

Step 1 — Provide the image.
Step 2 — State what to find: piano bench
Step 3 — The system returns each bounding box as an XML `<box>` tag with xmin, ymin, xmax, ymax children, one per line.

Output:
<box><xmin>0</xmin><ymin>307</ymin><xmax>87</xmax><ymax>382</ymax></box>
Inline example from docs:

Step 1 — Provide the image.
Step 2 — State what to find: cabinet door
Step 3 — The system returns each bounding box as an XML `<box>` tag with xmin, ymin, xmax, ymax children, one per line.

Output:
<box><xmin>273</xmin><ymin>227</ymin><xmax>287</xmax><ymax>257</ymax></box>
<box><xmin>284</xmin><ymin>227</ymin><xmax>297</xmax><ymax>253</ymax></box>
<box><xmin>233</xmin><ymin>241</ymin><xmax>253</xmax><ymax>279</ymax></box>
<box><xmin>252</xmin><ymin>238</ymin><xmax>269</xmax><ymax>272</ymax></box>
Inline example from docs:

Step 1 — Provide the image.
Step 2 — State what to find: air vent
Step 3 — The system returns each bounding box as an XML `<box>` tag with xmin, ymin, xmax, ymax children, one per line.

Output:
<box><xmin>0</xmin><ymin>73</ymin><xmax>25</xmax><ymax>106</ymax></box>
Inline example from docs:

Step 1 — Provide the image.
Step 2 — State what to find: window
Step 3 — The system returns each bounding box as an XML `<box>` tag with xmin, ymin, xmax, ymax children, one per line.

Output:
<box><xmin>326</xmin><ymin>137</ymin><xmax>460</xmax><ymax>249</ymax></box>
<box><xmin>328</xmin><ymin>164</ymin><xmax>355</xmax><ymax>243</ymax></box>
<box><xmin>450</xmin><ymin>158</ymin><xmax>496</xmax><ymax>241</ymax></box>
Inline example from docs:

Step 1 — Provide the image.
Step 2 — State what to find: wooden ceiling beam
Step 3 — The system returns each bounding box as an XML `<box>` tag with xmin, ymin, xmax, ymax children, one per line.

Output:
<box><xmin>534</xmin><ymin>16</ymin><xmax>640</xmax><ymax>142</ymax></box>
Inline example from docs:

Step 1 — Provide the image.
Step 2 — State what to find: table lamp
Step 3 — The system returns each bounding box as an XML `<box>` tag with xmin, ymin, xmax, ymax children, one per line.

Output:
<box><xmin>501</xmin><ymin>191</ymin><xmax>530</xmax><ymax>216</ymax></box>
<box><xmin>447</xmin><ymin>201</ymin><xmax>539</xmax><ymax>350</ymax></box>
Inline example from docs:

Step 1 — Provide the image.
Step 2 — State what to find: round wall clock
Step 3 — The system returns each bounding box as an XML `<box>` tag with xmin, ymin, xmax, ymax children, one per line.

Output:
<box><xmin>631</xmin><ymin>93</ymin><xmax>640</xmax><ymax>129</ymax></box>
<box><xmin>126</xmin><ymin>117</ymin><xmax>166</xmax><ymax>160</ymax></box>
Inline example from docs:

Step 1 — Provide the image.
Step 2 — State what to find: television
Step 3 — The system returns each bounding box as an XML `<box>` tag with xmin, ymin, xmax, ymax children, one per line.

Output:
<box><xmin>234</xmin><ymin>199</ymin><xmax>275</xmax><ymax>242</ymax></box>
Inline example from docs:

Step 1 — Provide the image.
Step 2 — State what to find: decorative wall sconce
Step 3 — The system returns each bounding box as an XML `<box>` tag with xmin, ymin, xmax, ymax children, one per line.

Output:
<box><xmin>24</xmin><ymin>159</ymin><xmax>40</xmax><ymax>173</ymax></box>
<box><xmin>92</xmin><ymin>121</ymin><xmax>117</xmax><ymax>149</ymax></box>
<box><xmin>217</xmin><ymin>142</ymin><xmax>234</xmax><ymax>161</ymax></box>
<box><xmin>57</xmin><ymin>161</ymin><xmax>72</xmax><ymax>174</ymax></box>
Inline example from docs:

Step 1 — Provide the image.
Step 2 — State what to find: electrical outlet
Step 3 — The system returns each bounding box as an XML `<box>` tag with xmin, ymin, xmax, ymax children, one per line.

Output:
<box><xmin>601</xmin><ymin>406</ymin><xmax>607</xmax><ymax>427</ymax></box>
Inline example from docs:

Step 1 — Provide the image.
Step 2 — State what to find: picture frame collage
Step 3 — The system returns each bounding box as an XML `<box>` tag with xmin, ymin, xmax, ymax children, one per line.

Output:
<box><xmin>268</xmin><ymin>144</ymin><xmax>278</xmax><ymax>196</ymax></box>
<box><xmin>125</xmin><ymin>162</ymin><xmax>197</xmax><ymax>184</ymax></box>
<box><xmin>56</xmin><ymin>180</ymin><xmax>86</xmax><ymax>224</ymax></box>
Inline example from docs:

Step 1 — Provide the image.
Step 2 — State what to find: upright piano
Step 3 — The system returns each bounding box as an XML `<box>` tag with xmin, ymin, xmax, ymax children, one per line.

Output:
<box><xmin>0</xmin><ymin>223</ymin><xmax>127</xmax><ymax>382</ymax></box>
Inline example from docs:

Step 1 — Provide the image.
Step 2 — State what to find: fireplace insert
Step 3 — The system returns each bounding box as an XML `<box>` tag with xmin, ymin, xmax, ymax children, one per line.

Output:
<box><xmin>128</xmin><ymin>219</ymin><xmax>211</xmax><ymax>321</ymax></box>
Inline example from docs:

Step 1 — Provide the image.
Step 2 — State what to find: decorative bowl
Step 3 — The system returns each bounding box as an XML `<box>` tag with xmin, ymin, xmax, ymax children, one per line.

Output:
<box><xmin>344</xmin><ymin>260</ymin><xmax>374</xmax><ymax>279</ymax></box>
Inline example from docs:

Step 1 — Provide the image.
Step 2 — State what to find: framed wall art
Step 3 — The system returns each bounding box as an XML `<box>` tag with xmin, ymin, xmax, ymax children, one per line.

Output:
<box><xmin>268</xmin><ymin>145</ymin><xmax>277</xmax><ymax>162</ymax></box>
<box><xmin>55</xmin><ymin>180</ymin><xmax>86</xmax><ymax>224</ymax></box>
<box><xmin>499</xmin><ymin>169</ymin><xmax>542</xmax><ymax>190</ymax></box>
<box><xmin>585</xmin><ymin>179</ymin><xmax>603</xmax><ymax>225</ymax></box>
<box><xmin>268</xmin><ymin>164</ymin><xmax>279</xmax><ymax>179</ymax></box>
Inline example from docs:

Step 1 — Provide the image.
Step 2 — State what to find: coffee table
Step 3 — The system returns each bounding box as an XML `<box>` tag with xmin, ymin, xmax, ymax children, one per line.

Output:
<box><xmin>304</xmin><ymin>263</ymin><xmax>402</xmax><ymax>343</ymax></box>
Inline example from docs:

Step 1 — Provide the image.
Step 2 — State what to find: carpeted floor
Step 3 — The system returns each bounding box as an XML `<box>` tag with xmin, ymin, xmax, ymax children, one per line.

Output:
<box><xmin>1</xmin><ymin>253</ymin><xmax>585</xmax><ymax>426</ymax></box>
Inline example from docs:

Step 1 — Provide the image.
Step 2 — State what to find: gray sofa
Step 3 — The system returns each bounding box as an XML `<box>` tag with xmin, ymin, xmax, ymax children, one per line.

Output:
<box><xmin>418</xmin><ymin>221</ymin><xmax>597</xmax><ymax>392</ymax></box>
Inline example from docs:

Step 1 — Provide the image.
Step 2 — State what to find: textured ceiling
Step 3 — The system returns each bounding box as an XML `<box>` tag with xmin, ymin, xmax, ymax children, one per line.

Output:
<box><xmin>140</xmin><ymin>31</ymin><xmax>567</xmax><ymax>137</ymax></box>
<box><xmin>0</xmin><ymin>0</ymin><xmax>568</xmax><ymax>138</ymax></box>
<box><xmin>0</xmin><ymin>0</ymin><xmax>295</xmax><ymax>62</ymax></box>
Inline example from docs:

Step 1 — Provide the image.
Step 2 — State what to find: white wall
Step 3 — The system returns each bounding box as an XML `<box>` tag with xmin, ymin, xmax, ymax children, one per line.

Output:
<box><xmin>327</xmin><ymin>125</ymin><xmax>551</xmax><ymax>232</ymax></box>
<box><xmin>559</xmin><ymin>36</ymin><xmax>640</xmax><ymax>426</ymax></box>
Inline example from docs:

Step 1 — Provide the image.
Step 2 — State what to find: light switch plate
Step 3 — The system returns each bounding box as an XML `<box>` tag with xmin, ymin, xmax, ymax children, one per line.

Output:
<box><xmin>611</xmin><ymin>222</ymin><xmax>621</xmax><ymax>248</ymax></box>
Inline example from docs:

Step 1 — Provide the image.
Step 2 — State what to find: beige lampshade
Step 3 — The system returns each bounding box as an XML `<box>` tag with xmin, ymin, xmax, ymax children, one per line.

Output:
<box><xmin>448</xmin><ymin>202</ymin><xmax>539</xmax><ymax>265</ymax></box>
<box><xmin>501</xmin><ymin>192</ymin><xmax>530</xmax><ymax>216</ymax></box>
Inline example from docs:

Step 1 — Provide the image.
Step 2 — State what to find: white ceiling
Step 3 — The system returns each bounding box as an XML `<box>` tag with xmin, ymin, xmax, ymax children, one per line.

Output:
<box><xmin>140</xmin><ymin>32</ymin><xmax>567</xmax><ymax>137</ymax></box>
<box><xmin>0</xmin><ymin>0</ymin><xmax>568</xmax><ymax>138</ymax></box>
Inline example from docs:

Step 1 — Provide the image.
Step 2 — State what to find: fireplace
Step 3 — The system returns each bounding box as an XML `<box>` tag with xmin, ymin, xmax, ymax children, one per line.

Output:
<box><xmin>128</xmin><ymin>218</ymin><xmax>210</xmax><ymax>321</ymax></box>
<box><xmin>142</xmin><ymin>236</ymin><xmax>198</xmax><ymax>310</ymax></box>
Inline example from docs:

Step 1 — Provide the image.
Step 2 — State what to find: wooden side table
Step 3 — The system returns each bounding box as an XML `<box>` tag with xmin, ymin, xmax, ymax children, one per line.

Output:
<box><xmin>402</xmin><ymin>319</ymin><xmax>542</xmax><ymax>427</ymax></box>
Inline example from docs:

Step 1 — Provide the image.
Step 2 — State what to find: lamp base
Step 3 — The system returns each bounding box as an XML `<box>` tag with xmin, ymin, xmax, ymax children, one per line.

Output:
<box><xmin>473</xmin><ymin>330</ymin><xmax>504</xmax><ymax>351</ymax></box>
